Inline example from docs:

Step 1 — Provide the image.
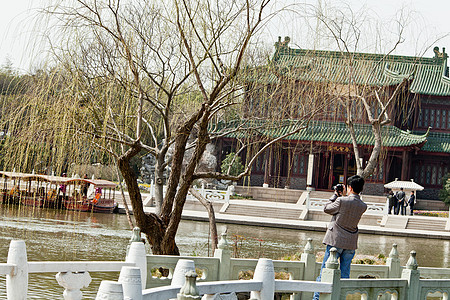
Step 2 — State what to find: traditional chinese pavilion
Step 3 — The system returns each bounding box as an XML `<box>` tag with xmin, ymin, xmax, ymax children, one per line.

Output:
<box><xmin>216</xmin><ymin>38</ymin><xmax>450</xmax><ymax>199</ymax></box>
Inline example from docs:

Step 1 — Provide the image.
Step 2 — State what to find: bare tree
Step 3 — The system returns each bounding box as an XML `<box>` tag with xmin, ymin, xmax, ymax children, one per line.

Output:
<box><xmin>309</xmin><ymin>3</ymin><xmax>414</xmax><ymax>178</ymax></box>
<box><xmin>0</xmin><ymin>0</ymin><xmax>328</xmax><ymax>255</ymax></box>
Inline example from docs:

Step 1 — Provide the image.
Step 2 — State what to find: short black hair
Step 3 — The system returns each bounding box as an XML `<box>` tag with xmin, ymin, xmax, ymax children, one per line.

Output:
<box><xmin>347</xmin><ymin>175</ymin><xmax>365</xmax><ymax>194</ymax></box>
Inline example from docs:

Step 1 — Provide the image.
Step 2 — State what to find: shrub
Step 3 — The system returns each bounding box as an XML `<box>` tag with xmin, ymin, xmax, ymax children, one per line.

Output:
<box><xmin>220</xmin><ymin>152</ymin><xmax>244</xmax><ymax>177</ymax></box>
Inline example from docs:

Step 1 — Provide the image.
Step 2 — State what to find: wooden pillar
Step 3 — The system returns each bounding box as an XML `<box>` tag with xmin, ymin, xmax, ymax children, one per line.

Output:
<box><xmin>401</xmin><ymin>150</ymin><xmax>409</xmax><ymax>181</ymax></box>
<box><xmin>285</xmin><ymin>146</ymin><xmax>292</xmax><ymax>188</ymax></box>
<box><xmin>328</xmin><ymin>152</ymin><xmax>334</xmax><ymax>190</ymax></box>
<box><xmin>263</xmin><ymin>146</ymin><xmax>273</xmax><ymax>186</ymax></box>
<box><xmin>343</xmin><ymin>154</ymin><xmax>349</xmax><ymax>184</ymax></box>
<box><xmin>314</xmin><ymin>153</ymin><xmax>321</xmax><ymax>190</ymax></box>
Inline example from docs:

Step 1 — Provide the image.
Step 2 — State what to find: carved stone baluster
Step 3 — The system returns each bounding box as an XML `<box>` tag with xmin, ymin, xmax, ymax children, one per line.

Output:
<box><xmin>320</xmin><ymin>247</ymin><xmax>341</xmax><ymax>300</ymax></box>
<box><xmin>119</xmin><ymin>266</ymin><xmax>142</xmax><ymax>300</ymax></box>
<box><xmin>95</xmin><ymin>281</ymin><xmax>123</xmax><ymax>300</ymax></box>
<box><xmin>387</xmin><ymin>244</ymin><xmax>401</xmax><ymax>278</ymax></box>
<box><xmin>401</xmin><ymin>250</ymin><xmax>420</xmax><ymax>300</ymax></box>
<box><xmin>299</xmin><ymin>238</ymin><xmax>315</xmax><ymax>300</ymax></box>
<box><xmin>177</xmin><ymin>271</ymin><xmax>201</xmax><ymax>300</ymax></box>
<box><xmin>7</xmin><ymin>240</ymin><xmax>29</xmax><ymax>300</ymax></box>
<box><xmin>55</xmin><ymin>271</ymin><xmax>92</xmax><ymax>300</ymax></box>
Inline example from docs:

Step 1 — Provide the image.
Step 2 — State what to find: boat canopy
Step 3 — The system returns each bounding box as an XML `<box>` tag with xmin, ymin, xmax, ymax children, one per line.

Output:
<box><xmin>66</xmin><ymin>179</ymin><xmax>117</xmax><ymax>188</ymax></box>
<box><xmin>0</xmin><ymin>171</ymin><xmax>117</xmax><ymax>188</ymax></box>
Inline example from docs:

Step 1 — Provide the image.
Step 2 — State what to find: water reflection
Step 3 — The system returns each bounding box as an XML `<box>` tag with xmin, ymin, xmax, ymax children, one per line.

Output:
<box><xmin>0</xmin><ymin>203</ymin><xmax>449</xmax><ymax>298</ymax></box>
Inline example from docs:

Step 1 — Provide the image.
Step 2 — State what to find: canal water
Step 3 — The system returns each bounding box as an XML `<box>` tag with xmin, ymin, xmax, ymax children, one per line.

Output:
<box><xmin>0</xmin><ymin>203</ymin><xmax>449</xmax><ymax>299</ymax></box>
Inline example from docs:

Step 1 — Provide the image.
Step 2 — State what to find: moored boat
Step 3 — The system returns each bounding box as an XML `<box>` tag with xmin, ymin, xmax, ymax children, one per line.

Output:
<box><xmin>0</xmin><ymin>171</ymin><xmax>117</xmax><ymax>213</ymax></box>
<box><xmin>64</xmin><ymin>178</ymin><xmax>117</xmax><ymax>213</ymax></box>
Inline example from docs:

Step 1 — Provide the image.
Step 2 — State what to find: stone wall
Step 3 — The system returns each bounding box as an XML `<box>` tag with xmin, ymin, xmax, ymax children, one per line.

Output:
<box><xmin>417</xmin><ymin>188</ymin><xmax>441</xmax><ymax>201</ymax></box>
<box><xmin>415</xmin><ymin>199</ymin><xmax>447</xmax><ymax>211</ymax></box>
<box><xmin>363</xmin><ymin>182</ymin><xmax>385</xmax><ymax>196</ymax></box>
<box><xmin>285</xmin><ymin>177</ymin><xmax>307</xmax><ymax>190</ymax></box>
<box><xmin>245</xmin><ymin>175</ymin><xmax>306</xmax><ymax>190</ymax></box>
<box><xmin>247</xmin><ymin>174</ymin><xmax>265</xmax><ymax>187</ymax></box>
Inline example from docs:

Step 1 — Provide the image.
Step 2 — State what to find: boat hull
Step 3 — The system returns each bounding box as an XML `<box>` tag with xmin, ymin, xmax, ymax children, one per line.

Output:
<box><xmin>64</xmin><ymin>197</ymin><xmax>115</xmax><ymax>213</ymax></box>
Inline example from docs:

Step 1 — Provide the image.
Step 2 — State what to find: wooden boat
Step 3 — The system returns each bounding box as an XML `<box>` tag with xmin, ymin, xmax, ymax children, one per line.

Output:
<box><xmin>63</xmin><ymin>178</ymin><xmax>117</xmax><ymax>213</ymax></box>
<box><xmin>0</xmin><ymin>171</ymin><xmax>117</xmax><ymax>213</ymax></box>
<box><xmin>0</xmin><ymin>172</ymin><xmax>67</xmax><ymax>208</ymax></box>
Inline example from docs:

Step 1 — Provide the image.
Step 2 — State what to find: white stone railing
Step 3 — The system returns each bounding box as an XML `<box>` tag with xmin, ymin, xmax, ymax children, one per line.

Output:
<box><xmin>96</xmin><ymin>247</ymin><xmax>450</xmax><ymax>300</ymax></box>
<box><xmin>97</xmin><ymin>247</ymin><xmax>450</xmax><ymax>300</ymax></box>
<box><xmin>97</xmin><ymin>258</ymin><xmax>333</xmax><ymax>300</ymax></box>
<box><xmin>143</xmin><ymin>182</ymin><xmax>233</xmax><ymax>205</ymax></box>
<box><xmin>4</xmin><ymin>227</ymin><xmax>450</xmax><ymax>299</ymax></box>
<box><xmin>0</xmin><ymin>229</ymin><xmax>147</xmax><ymax>300</ymax></box>
<box><xmin>306</xmin><ymin>195</ymin><xmax>388</xmax><ymax>215</ymax></box>
<box><xmin>187</xmin><ymin>184</ymin><xmax>233</xmax><ymax>203</ymax></box>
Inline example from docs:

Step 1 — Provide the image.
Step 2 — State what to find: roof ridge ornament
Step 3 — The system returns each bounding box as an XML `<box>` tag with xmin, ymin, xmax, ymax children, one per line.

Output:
<box><xmin>275</xmin><ymin>36</ymin><xmax>291</xmax><ymax>53</ymax></box>
<box><xmin>433</xmin><ymin>46</ymin><xmax>448</xmax><ymax>60</ymax></box>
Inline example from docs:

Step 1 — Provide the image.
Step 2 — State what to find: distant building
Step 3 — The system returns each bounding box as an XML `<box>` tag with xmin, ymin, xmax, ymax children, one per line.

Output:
<box><xmin>216</xmin><ymin>38</ymin><xmax>450</xmax><ymax>199</ymax></box>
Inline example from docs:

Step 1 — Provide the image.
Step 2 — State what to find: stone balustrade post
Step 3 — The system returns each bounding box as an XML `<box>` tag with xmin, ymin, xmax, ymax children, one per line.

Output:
<box><xmin>95</xmin><ymin>281</ymin><xmax>124</xmax><ymax>300</ymax></box>
<box><xmin>172</xmin><ymin>259</ymin><xmax>196</xmax><ymax>287</ymax></box>
<box><xmin>214</xmin><ymin>232</ymin><xmax>231</xmax><ymax>281</ymax></box>
<box><xmin>225</xmin><ymin>186</ymin><xmax>233</xmax><ymax>204</ymax></box>
<box><xmin>56</xmin><ymin>271</ymin><xmax>92</xmax><ymax>300</ymax></box>
<box><xmin>127</xmin><ymin>227</ymin><xmax>142</xmax><ymax>256</ymax></box>
<box><xmin>306</xmin><ymin>191</ymin><xmax>311</xmax><ymax>210</ymax></box>
<box><xmin>300</xmin><ymin>238</ymin><xmax>316</xmax><ymax>300</ymax></box>
<box><xmin>126</xmin><ymin>241</ymin><xmax>147</xmax><ymax>289</ymax></box>
<box><xmin>7</xmin><ymin>240</ymin><xmax>28</xmax><ymax>300</ymax></box>
<box><xmin>401</xmin><ymin>251</ymin><xmax>420</xmax><ymax>300</ymax></box>
<box><xmin>201</xmin><ymin>183</ymin><xmax>206</xmax><ymax>197</ymax></box>
<box><xmin>319</xmin><ymin>248</ymin><xmax>341</xmax><ymax>300</ymax></box>
<box><xmin>250</xmin><ymin>258</ymin><xmax>275</xmax><ymax>300</ymax></box>
<box><xmin>387</xmin><ymin>244</ymin><xmax>401</xmax><ymax>278</ymax></box>
<box><xmin>118</xmin><ymin>266</ymin><xmax>142</xmax><ymax>300</ymax></box>
<box><xmin>177</xmin><ymin>271</ymin><xmax>201</xmax><ymax>300</ymax></box>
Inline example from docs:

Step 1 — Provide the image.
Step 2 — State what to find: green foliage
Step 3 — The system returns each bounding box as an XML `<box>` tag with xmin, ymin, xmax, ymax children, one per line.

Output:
<box><xmin>220</xmin><ymin>152</ymin><xmax>244</xmax><ymax>177</ymax></box>
<box><xmin>280</xmin><ymin>253</ymin><xmax>302</xmax><ymax>261</ymax></box>
<box><xmin>440</xmin><ymin>173</ymin><xmax>450</xmax><ymax>205</ymax></box>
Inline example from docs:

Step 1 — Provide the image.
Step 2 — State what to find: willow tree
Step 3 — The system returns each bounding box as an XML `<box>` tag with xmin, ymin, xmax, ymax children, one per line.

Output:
<box><xmin>0</xmin><ymin>0</ymin><xmax>330</xmax><ymax>255</ymax></box>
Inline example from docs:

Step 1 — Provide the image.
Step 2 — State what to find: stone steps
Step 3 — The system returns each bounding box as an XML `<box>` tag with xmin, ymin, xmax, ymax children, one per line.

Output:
<box><xmin>183</xmin><ymin>200</ymin><xmax>223</xmax><ymax>212</ymax></box>
<box><xmin>234</xmin><ymin>186</ymin><xmax>302</xmax><ymax>203</ymax></box>
<box><xmin>406</xmin><ymin>218</ymin><xmax>447</xmax><ymax>231</ymax></box>
<box><xmin>223</xmin><ymin>203</ymin><xmax>302</xmax><ymax>220</ymax></box>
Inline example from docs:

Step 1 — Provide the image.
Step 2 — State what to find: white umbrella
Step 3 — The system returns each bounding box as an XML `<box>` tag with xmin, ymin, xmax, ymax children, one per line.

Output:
<box><xmin>384</xmin><ymin>179</ymin><xmax>424</xmax><ymax>192</ymax></box>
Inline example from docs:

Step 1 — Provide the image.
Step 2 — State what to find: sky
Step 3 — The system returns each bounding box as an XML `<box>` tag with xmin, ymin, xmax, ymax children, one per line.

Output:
<box><xmin>0</xmin><ymin>0</ymin><xmax>449</xmax><ymax>73</ymax></box>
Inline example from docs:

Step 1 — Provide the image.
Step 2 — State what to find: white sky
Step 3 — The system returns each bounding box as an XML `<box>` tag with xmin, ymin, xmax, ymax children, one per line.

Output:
<box><xmin>0</xmin><ymin>0</ymin><xmax>449</xmax><ymax>73</ymax></box>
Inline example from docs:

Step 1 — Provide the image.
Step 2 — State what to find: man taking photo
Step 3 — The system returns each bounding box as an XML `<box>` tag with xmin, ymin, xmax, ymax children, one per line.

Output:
<box><xmin>313</xmin><ymin>175</ymin><xmax>367</xmax><ymax>300</ymax></box>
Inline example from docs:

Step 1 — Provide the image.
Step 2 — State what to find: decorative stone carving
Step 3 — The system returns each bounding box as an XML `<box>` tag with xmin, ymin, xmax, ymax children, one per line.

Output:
<box><xmin>56</xmin><ymin>271</ymin><xmax>92</xmax><ymax>300</ymax></box>
<box><xmin>202</xmin><ymin>292</ymin><xmax>237</xmax><ymax>300</ymax></box>
<box><xmin>303</xmin><ymin>238</ymin><xmax>314</xmax><ymax>254</ymax></box>
<box><xmin>177</xmin><ymin>271</ymin><xmax>201</xmax><ymax>300</ymax></box>
<box><xmin>95</xmin><ymin>281</ymin><xmax>124</xmax><ymax>300</ymax></box>
<box><xmin>217</xmin><ymin>232</ymin><xmax>229</xmax><ymax>250</ymax></box>
<box><xmin>119</xmin><ymin>266</ymin><xmax>142</xmax><ymax>300</ymax></box>
<box><xmin>326</xmin><ymin>247</ymin><xmax>339</xmax><ymax>270</ymax></box>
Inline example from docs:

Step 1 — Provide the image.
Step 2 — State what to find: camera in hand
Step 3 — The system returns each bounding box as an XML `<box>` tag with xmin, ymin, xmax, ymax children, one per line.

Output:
<box><xmin>333</xmin><ymin>184</ymin><xmax>344</xmax><ymax>193</ymax></box>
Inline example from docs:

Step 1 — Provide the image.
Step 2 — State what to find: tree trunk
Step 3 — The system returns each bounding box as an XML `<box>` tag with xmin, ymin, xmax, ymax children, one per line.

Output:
<box><xmin>154</xmin><ymin>153</ymin><xmax>165</xmax><ymax>215</ymax></box>
<box><xmin>117</xmin><ymin>144</ymin><xmax>179</xmax><ymax>255</ymax></box>
<box><xmin>189</xmin><ymin>187</ymin><xmax>218</xmax><ymax>254</ymax></box>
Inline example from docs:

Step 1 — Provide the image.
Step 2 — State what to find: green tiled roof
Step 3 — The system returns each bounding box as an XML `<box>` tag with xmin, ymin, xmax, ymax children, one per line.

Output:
<box><xmin>246</xmin><ymin>44</ymin><xmax>450</xmax><ymax>96</ymax></box>
<box><xmin>418</xmin><ymin>131</ymin><xmax>450</xmax><ymax>153</ymax></box>
<box><xmin>215</xmin><ymin>120</ymin><xmax>428</xmax><ymax>148</ymax></box>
